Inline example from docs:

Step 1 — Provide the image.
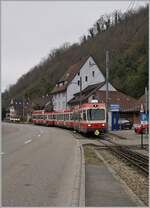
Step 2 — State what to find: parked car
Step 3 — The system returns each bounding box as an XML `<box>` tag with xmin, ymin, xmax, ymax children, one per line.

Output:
<box><xmin>134</xmin><ymin>123</ymin><xmax>149</xmax><ymax>134</ymax></box>
<box><xmin>118</xmin><ymin>119</ymin><xmax>132</xmax><ymax>130</ymax></box>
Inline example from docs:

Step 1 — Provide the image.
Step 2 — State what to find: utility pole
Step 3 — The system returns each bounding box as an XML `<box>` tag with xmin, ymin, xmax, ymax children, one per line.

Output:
<box><xmin>106</xmin><ymin>50</ymin><xmax>109</xmax><ymax>126</ymax></box>
<box><xmin>145</xmin><ymin>87</ymin><xmax>148</xmax><ymax>116</ymax></box>
<box><xmin>145</xmin><ymin>87</ymin><xmax>148</xmax><ymax>137</ymax></box>
<box><xmin>79</xmin><ymin>76</ymin><xmax>82</xmax><ymax>107</ymax></box>
<box><xmin>22</xmin><ymin>97</ymin><xmax>24</xmax><ymax>121</ymax></box>
<box><xmin>66</xmin><ymin>91</ymin><xmax>67</xmax><ymax>109</ymax></box>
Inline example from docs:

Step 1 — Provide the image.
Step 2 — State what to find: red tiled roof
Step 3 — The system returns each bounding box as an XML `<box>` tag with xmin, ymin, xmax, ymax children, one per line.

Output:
<box><xmin>135</xmin><ymin>93</ymin><xmax>149</xmax><ymax>111</ymax></box>
<box><xmin>95</xmin><ymin>91</ymin><xmax>138</xmax><ymax>112</ymax></box>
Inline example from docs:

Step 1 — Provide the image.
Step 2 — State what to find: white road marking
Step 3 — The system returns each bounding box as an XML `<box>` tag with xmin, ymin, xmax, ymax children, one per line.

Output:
<box><xmin>0</xmin><ymin>152</ymin><xmax>5</xmax><ymax>155</ymax></box>
<box><xmin>38</xmin><ymin>134</ymin><xmax>41</xmax><ymax>137</ymax></box>
<box><xmin>24</xmin><ymin>139</ymin><xmax>32</xmax><ymax>144</ymax></box>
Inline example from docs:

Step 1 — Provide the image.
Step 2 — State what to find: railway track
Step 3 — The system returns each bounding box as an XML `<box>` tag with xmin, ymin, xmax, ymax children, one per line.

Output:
<box><xmin>72</xmin><ymin>131</ymin><xmax>149</xmax><ymax>175</ymax></box>
<box><xmin>96</xmin><ymin>136</ymin><xmax>149</xmax><ymax>175</ymax></box>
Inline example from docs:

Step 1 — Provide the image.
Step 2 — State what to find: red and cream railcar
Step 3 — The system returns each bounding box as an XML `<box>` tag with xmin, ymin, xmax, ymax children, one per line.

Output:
<box><xmin>72</xmin><ymin>103</ymin><xmax>107</xmax><ymax>134</ymax></box>
<box><xmin>32</xmin><ymin>110</ymin><xmax>55</xmax><ymax>126</ymax></box>
<box><xmin>45</xmin><ymin>112</ymin><xmax>55</xmax><ymax>126</ymax></box>
<box><xmin>53</xmin><ymin>109</ymin><xmax>73</xmax><ymax>128</ymax></box>
<box><xmin>63</xmin><ymin>109</ymin><xmax>74</xmax><ymax>129</ymax></box>
<box><xmin>32</xmin><ymin>102</ymin><xmax>107</xmax><ymax>135</ymax></box>
<box><xmin>32</xmin><ymin>110</ymin><xmax>46</xmax><ymax>125</ymax></box>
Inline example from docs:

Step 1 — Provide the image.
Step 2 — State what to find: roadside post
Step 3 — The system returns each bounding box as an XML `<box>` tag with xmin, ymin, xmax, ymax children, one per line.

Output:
<box><xmin>139</xmin><ymin>103</ymin><xmax>148</xmax><ymax>149</ymax></box>
<box><xmin>141</xmin><ymin>131</ymin><xmax>144</xmax><ymax>149</ymax></box>
<box><xmin>110</xmin><ymin>104</ymin><xmax>120</xmax><ymax>131</ymax></box>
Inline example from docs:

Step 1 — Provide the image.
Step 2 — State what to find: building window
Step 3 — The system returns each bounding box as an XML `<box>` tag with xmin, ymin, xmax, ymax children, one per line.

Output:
<box><xmin>78</xmin><ymin>80</ymin><xmax>80</xmax><ymax>86</ymax></box>
<box><xmin>85</xmin><ymin>76</ymin><xmax>88</xmax><ymax>82</ymax></box>
<box><xmin>92</xmin><ymin>71</ymin><xmax>95</xmax><ymax>77</ymax></box>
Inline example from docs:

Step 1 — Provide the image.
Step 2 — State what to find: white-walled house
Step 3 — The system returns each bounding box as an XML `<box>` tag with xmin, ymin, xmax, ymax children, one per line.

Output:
<box><xmin>51</xmin><ymin>55</ymin><xmax>139</xmax><ymax>130</ymax></box>
<box><xmin>51</xmin><ymin>56</ymin><xmax>116</xmax><ymax>111</ymax></box>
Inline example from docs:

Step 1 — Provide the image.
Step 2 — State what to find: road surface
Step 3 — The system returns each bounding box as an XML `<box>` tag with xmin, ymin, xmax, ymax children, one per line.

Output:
<box><xmin>2</xmin><ymin>122</ymin><xmax>78</xmax><ymax>206</ymax></box>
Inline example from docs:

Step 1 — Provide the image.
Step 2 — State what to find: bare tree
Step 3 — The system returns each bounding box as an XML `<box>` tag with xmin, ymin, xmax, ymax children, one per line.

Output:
<box><xmin>89</xmin><ymin>28</ymin><xmax>94</xmax><ymax>38</ymax></box>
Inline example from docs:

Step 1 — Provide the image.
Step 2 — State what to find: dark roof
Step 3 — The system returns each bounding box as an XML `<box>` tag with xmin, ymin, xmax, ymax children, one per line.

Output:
<box><xmin>9</xmin><ymin>96</ymin><xmax>52</xmax><ymax>112</ymax></box>
<box><xmin>74</xmin><ymin>82</ymin><xmax>105</xmax><ymax>96</ymax></box>
<box><xmin>68</xmin><ymin>89</ymin><xmax>138</xmax><ymax>112</ymax></box>
<box><xmin>10</xmin><ymin>99</ymin><xmax>24</xmax><ymax>109</ymax></box>
<box><xmin>68</xmin><ymin>82</ymin><xmax>105</xmax><ymax>105</ymax></box>
<box><xmin>51</xmin><ymin>56</ymin><xmax>89</xmax><ymax>94</ymax></box>
<box><xmin>68</xmin><ymin>82</ymin><xmax>105</xmax><ymax>104</ymax></box>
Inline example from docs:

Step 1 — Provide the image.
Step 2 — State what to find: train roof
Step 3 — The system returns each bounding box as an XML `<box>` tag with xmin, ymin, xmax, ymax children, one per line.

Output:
<box><xmin>79</xmin><ymin>103</ymin><xmax>105</xmax><ymax>109</ymax></box>
<box><xmin>32</xmin><ymin>103</ymin><xmax>105</xmax><ymax>115</ymax></box>
<box><xmin>32</xmin><ymin>110</ymin><xmax>45</xmax><ymax>114</ymax></box>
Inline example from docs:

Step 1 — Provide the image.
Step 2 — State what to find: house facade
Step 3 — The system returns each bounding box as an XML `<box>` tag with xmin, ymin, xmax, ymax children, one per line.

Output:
<box><xmin>51</xmin><ymin>56</ymin><xmax>116</xmax><ymax>111</ymax></box>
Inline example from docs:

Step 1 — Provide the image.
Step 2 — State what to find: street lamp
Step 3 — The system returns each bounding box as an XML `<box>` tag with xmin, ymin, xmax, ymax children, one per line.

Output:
<box><xmin>105</xmin><ymin>50</ymin><xmax>109</xmax><ymax>127</ymax></box>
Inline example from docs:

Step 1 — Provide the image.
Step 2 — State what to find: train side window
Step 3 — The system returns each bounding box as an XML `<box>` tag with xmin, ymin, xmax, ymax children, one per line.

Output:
<box><xmin>60</xmin><ymin>114</ymin><xmax>63</xmax><ymax>120</ymax></box>
<box><xmin>70</xmin><ymin>113</ymin><xmax>73</xmax><ymax>120</ymax></box>
<box><xmin>72</xmin><ymin>112</ymin><xmax>75</xmax><ymax>120</ymax></box>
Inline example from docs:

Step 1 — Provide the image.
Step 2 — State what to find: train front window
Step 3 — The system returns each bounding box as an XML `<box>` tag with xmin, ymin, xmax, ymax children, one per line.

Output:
<box><xmin>87</xmin><ymin>109</ymin><xmax>105</xmax><ymax>121</ymax></box>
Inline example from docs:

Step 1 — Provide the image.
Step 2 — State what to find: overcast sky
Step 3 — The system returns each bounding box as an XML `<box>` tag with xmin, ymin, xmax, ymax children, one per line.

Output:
<box><xmin>1</xmin><ymin>1</ymin><xmax>148</xmax><ymax>92</ymax></box>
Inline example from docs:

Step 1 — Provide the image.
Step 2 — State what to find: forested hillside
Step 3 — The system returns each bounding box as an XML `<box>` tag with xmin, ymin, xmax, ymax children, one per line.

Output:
<box><xmin>2</xmin><ymin>5</ymin><xmax>148</xmax><ymax>110</ymax></box>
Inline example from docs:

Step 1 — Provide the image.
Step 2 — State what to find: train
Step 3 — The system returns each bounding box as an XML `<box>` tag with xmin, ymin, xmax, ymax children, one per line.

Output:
<box><xmin>32</xmin><ymin>102</ymin><xmax>107</xmax><ymax>135</ymax></box>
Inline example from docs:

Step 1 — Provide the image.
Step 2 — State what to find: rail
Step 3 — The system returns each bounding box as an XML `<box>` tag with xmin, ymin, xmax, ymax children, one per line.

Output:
<box><xmin>97</xmin><ymin>136</ymin><xmax>149</xmax><ymax>175</ymax></box>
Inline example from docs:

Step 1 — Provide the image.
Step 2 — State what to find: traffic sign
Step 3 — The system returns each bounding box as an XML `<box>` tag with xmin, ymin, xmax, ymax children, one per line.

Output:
<box><xmin>140</xmin><ymin>113</ymin><xmax>148</xmax><ymax>125</ymax></box>
<box><xmin>110</xmin><ymin>104</ymin><xmax>120</xmax><ymax>111</ymax></box>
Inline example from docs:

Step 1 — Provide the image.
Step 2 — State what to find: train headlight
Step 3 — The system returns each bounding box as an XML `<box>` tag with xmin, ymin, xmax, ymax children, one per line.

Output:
<box><xmin>88</xmin><ymin>124</ymin><xmax>92</xmax><ymax>127</ymax></box>
<box><xmin>102</xmin><ymin>123</ymin><xmax>105</xmax><ymax>127</ymax></box>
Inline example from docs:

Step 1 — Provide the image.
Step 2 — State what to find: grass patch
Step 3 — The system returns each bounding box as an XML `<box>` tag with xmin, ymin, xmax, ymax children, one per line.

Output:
<box><xmin>84</xmin><ymin>145</ymin><xmax>102</xmax><ymax>165</ymax></box>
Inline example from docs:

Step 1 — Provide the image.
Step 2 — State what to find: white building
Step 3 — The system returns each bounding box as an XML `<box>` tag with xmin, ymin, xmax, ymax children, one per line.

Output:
<box><xmin>51</xmin><ymin>56</ymin><xmax>116</xmax><ymax>111</ymax></box>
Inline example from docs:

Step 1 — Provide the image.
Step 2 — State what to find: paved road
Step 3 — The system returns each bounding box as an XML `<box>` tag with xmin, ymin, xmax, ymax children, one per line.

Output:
<box><xmin>2</xmin><ymin>123</ymin><xmax>77</xmax><ymax>206</ymax></box>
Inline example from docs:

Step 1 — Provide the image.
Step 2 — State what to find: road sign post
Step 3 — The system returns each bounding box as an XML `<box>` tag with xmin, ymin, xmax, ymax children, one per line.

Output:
<box><xmin>110</xmin><ymin>104</ymin><xmax>120</xmax><ymax>131</ymax></box>
<box><xmin>141</xmin><ymin>132</ymin><xmax>144</xmax><ymax>149</ymax></box>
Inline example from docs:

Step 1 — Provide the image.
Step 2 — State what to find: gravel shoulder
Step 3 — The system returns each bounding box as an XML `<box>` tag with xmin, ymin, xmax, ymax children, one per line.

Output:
<box><xmin>84</xmin><ymin>145</ymin><xmax>149</xmax><ymax>206</ymax></box>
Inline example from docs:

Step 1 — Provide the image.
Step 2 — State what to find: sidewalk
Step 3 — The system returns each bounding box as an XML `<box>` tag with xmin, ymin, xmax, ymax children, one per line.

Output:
<box><xmin>85</xmin><ymin>163</ymin><xmax>139</xmax><ymax>207</ymax></box>
<box><xmin>107</xmin><ymin>130</ymin><xmax>149</xmax><ymax>156</ymax></box>
<box><xmin>108</xmin><ymin>129</ymin><xmax>149</xmax><ymax>145</ymax></box>
<box><xmin>78</xmin><ymin>138</ymin><xmax>145</xmax><ymax>207</ymax></box>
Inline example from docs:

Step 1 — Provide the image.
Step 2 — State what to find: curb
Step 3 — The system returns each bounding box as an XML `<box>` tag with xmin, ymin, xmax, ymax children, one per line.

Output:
<box><xmin>71</xmin><ymin>140</ymin><xmax>85</xmax><ymax>207</ymax></box>
<box><xmin>94</xmin><ymin>149</ymin><xmax>146</xmax><ymax>207</ymax></box>
<box><xmin>79</xmin><ymin>145</ymin><xmax>85</xmax><ymax>207</ymax></box>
